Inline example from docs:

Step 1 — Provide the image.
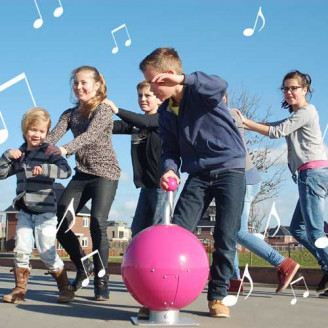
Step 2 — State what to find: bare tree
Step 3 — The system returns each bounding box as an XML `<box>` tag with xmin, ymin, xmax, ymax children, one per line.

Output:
<box><xmin>229</xmin><ymin>88</ymin><xmax>287</xmax><ymax>232</ymax></box>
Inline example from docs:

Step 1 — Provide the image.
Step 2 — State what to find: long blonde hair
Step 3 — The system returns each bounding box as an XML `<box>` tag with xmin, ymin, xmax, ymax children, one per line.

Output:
<box><xmin>70</xmin><ymin>66</ymin><xmax>107</xmax><ymax>118</ymax></box>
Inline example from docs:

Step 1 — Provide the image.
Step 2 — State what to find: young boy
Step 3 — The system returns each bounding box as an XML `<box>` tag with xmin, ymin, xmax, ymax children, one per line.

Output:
<box><xmin>104</xmin><ymin>81</ymin><xmax>164</xmax><ymax>237</ymax></box>
<box><xmin>139</xmin><ymin>48</ymin><xmax>246</xmax><ymax>318</ymax></box>
<box><xmin>0</xmin><ymin>107</ymin><xmax>74</xmax><ymax>304</ymax></box>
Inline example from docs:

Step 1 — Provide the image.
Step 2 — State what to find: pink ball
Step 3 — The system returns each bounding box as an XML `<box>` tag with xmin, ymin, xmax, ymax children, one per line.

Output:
<box><xmin>164</xmin><ymin>177</ymin><xmax>178</xmax><ymax>192</ymax></box>
<box><xmin>121</xmin><ymin>225</ymin><xmax>209</xmax><ymax>311</ymax></box>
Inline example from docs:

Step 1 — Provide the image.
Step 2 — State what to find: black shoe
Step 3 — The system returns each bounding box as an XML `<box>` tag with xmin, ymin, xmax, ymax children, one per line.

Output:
<box><xmin>94</xmin><ymin>274</ymin><xmax>109</xmax><ymax>301</ymax></box>
<box><xmin>316</xmin><ymin>273</ymin><xmax>328</xmax><ymax>293</ymax></box>
<box><xmin>70</xmin><ymin>259</ymin><xmax>94</xmax><ymax>291</ymax></box>
<box><xmin>319</xmin><ymin>290</ymin><xmax>328</xmax><ymax>298</ymax></box>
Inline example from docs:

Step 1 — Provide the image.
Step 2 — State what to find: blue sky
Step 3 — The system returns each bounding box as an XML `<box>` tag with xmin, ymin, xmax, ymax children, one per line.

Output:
<box><xmin>0</xmin><ymin>0</ymin><xmax>327</xmax><ymax>228</ymax></box>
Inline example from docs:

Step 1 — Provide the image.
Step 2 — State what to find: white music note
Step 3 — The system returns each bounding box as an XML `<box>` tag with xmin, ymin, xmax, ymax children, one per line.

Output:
<box><xmin>254</xmin><ymin>201</ymin><xmax>280</xmax><ymax>240</ymax></box>
<box><xmin>222</xmin><ymin>264</ymin><xmax>254</xmax><ymax>306</ymax></box>
<box><xmin>315</xmin><ymin>236</ymin><xmax>328</xmax><ymax>249</ymax></box>
<box><xmin>0</xmin><ymin>73</ymin><xmax>36</xmax><ymax>107</ymax></box>
<box><xmin>42</xmin><ymin>198</ymin><xmax>75</xmax><ymax>237</ymax></box>
<box><xmin>290</xmin><ymin>276</ymin><xmax>309</xmax><ymax>305</ymax></box>
<box><xmin>81</xmin><ymin>250</ymin><xmax>106</xmax><ymax>287</ymax></box>
<box><xmin>322</xmin><ymin>122</ymin><xmax>328</xmax><ymax>140</ymax></box>
<box><xmin>111</xmin><ymin>24</ymin><xmax>132</xmax><ymax>54</ymax></box>
<box><xmin>53</xmin><ymin>0</ymin><xmax>64</xmax><ymax>18</ymax></box>
<box><xmin>33</xmin><ymin>0</ymin><xmax>64</xmax><ymax>29</ymax></box>
<box><xmin>0</xmin><ymin>112</ymin><xmax>9</xmax><ymax>145</ymax></box>
<box><xmin>243</xmin><ymin>6</ymin><xmax>266</xmax><ymax>37</ymax></box>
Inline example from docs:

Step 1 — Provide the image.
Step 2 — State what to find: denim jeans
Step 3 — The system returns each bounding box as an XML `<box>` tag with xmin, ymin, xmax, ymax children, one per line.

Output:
<box><xmin>14</xmin><ymin>210</ymin><xmax>64</xmax><ymax>271</ymax></box>
<box><xmin>232</xmin><ymin>182</ymin><xmax>285</xmax><ymax>279</ymax></box>
<box><xmin>131</xmin><ymin>187</ymin><xmax>166</xmax><ymax>237</ymax></box>
<box><xmin>56</xmin><ymin>171</ymin><xmax>118</xmax><ymax>274</ymax></box>
<box><xmin>172</xmin><ymin>169</ymin><xmax>245</xmax><ymax>300</ymax></box>
<box><xmin>290</xmin><ymin>167</ymin><xmax>328</xmax><ymax>273</ymax></box>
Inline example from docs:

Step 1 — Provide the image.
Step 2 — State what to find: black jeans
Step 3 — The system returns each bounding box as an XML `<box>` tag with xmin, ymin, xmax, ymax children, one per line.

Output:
<box><xmin>172</xmin><ymin>169</ymin><xmax>245</xmax><ymax>300</ymax></box>
<box><xmin>56</xmin><ymin>171</ymin><xmax>118</xmax><ymax>274</ymax></box>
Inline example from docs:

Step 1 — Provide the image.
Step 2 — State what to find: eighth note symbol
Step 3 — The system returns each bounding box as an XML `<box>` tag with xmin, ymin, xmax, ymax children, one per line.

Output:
<box><xmin>243</xmin><ymin>6</ymin><xmax>265</xmax><ymax>37</ymax></box>
<box><xmin>222</xmin><ymin>263</ymin><xmax>254</xmax><ymax>306</ymax></box>
<box><xmin>0</xmin><ymin>112</ymin><xmax>8</xmax><ymax>145</ymax></box>
<box><xmin>111</xmin><ymin>24</ymin><xmax>132</xmax><ymax>54</ymax></box>
<box><xmin>33</xmin><ymin>0</ymin><xmax>64</xmax><ymax>29</ymax></box>
<box><xmin>290</xmin><ymin>276</ymin><xmax>309</xmax><ymax>305</ymax></box>
<box><xmin>81</xmin><ymin>250</ymin><xmax>106</xmax><ymax>287</ymax></box>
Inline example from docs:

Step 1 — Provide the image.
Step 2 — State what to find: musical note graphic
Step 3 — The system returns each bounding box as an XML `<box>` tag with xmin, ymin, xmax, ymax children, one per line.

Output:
<box><xmin>0</xmin><ymin>112</ymin><xmax>9</xmax><ymax>145</ymax></box>
<box><xmin>254</xmin><ymin>201</ymin><xmax>280</xmax><ymax>240</ymax></box>
<box><xmin>42</xmin><ymin>198</ymin><xmax>75</xmax><ymax>237</ymax></box>
<box><xmin>53</xmin><ymin>0</ymin><xmax>64</xmax><ymax>18</ymax></box>
<box><xmin>0</xmin><ymin>73</ymin><xmax>36</xmax><ymax>107</ymax></box>
<box><xmin>322</xmin><ymin>122</ymin><xmax>328</xmax><ymax>140</ymax></box>
<box><xmin>111</xmin><ymin>24</ymin><xmax>132</xmax><ymax>54</ymax></box>
<box><xmin>315</xmin><ymin>236</ymin><xmax>328</xmax><ymax>249</ymax></box>
<box><xmin>81</xmin><ymin>250</ymin><xmax>106</xmax><ymax>287</ymax></box>
<box><xmin>243</xmin><ymin>6</ymin><xmax>265</xmax><ymax>37</ymax></box>
<box><xmin>33</xmin><ymin>0</ymin><xmax>64</xmax><ymax>29</ymax></box>
<box><xmin>222</xmin><ymin>264</ymin><xmax>254</xmax><ymax>306</ymax></box>
<box><xmin>290</xmin><ymin>276</ymin><xmax>309</xmax><ymax>305</ymax></box>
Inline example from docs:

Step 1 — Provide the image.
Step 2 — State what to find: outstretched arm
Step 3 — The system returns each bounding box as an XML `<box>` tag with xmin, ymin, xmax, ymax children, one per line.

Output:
<box><xmin>235</xmin><ymin>108</ymin><xmax>270</xmax><ymax>136</ymax></box>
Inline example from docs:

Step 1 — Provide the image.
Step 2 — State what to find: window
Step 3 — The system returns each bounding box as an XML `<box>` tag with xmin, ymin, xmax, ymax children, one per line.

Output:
<box><xmin>209</xmin><ymin>214</ymin><xmax>215</xmax><ymax>222</ymax></box>
<box><xmin>82</xmin><ymin>216</ymin><xmax>89</xmax><ymax>227</ymax></box>
<box><xmin>57</xmin><ymin>242</ymin><xmax>64</xmax><ymax>250</ymax></box>
<box><xmin>112</xmin><ymin>231</ymin><xmax>115</xmax><ymax>238</ymax></box>
<box><xmin>197</xmin><ymin>227</ymin><xmax>202</xmax><ymax>235</ymax></box>
<box><xmin>81</xmin><ymin>237</ymin><xmax>88</xmax><ymax>247</ymax></box>
<box><xmin>119</xmin><ymin>231</ymin><xmax>124</xmax><ymax>239</ymax></box>
<box><xmin>210</xmin><ymin>228</ymin><xmax>214</xmax><ymax>235</ymax></box>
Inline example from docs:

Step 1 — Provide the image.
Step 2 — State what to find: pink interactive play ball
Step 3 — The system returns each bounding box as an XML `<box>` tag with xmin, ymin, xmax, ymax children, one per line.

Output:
<box><xmin>121</xmin><ymin>225</ymin><xmax>209</xmax><ymax>311</ymax></box>
<box><xmin>164</xmin><ymin>177</ymin><xmax>178</xmax><ymax>192</ymax></box>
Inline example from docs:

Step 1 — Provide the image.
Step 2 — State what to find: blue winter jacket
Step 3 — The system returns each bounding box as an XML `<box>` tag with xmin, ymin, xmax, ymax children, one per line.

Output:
<box><xmin>159</xmin><ymin>71</ymin><xmax>246</xmax><ymax>174</ymax></box>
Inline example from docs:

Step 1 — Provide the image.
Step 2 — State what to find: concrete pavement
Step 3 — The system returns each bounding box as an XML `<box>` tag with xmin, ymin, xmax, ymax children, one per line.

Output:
<box><xmin>0</xmin><ymin>266</ymin><xmax>325</xmax><ymax>328</ymax></box>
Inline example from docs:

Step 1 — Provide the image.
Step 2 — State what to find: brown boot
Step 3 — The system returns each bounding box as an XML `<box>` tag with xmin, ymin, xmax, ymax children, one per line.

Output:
<box><xmin>3</xmin><ymin>267</ymin><xmax>30</xmax><ymax>303</ymax></box>
<box><xmin>276</xmin><ymin>258</ymin><xmax>300</xmax><ymax>293</ymax></box>
<box><xmin>47</xmin><ymin>268</ymin><xmax>75</xmax><ymax>303</ymax></box>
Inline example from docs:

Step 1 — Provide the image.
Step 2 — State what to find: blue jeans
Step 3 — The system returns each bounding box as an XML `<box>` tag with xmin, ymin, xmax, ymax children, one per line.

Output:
<box><xmin>290</xmin><ymin>167</ymin><xmax>328</xmax><ymax>273</ymax></box>
<box><xmin>14</xmin><ymin>210</ymin><xmax>64</xmax><ymax>271</ymax></box>
<box><xmin>172</xmin><ymin>169</ymin><xmax>245</xmax><ymax>300</ymax></box>
<box><xmin>131</xmin><ymin>187</ymin><xmax>166</xmax><ymax>237</ymax></box>
<box><xmin>232</xmin><ymin>182</ymin><xmax>285</xmax><ymax>279</ymax></box>
<box><xmin>57</xmin><ymin>171</ymin><xmax>118</xmax><ymax>273</ymax></box>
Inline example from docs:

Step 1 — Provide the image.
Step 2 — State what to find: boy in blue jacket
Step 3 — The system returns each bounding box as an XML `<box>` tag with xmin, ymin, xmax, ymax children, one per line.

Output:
<box><xmin>140</xmin><ymin>47</ymin><xmax>246</xmax><ymax>318</ymax></box>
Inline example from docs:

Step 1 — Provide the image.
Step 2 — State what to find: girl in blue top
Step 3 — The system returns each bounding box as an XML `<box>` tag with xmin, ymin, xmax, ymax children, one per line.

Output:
<box><xmin>237</xmin><ymin>70</ymin><xmax>328</xmax><ymax>298</ymax></box>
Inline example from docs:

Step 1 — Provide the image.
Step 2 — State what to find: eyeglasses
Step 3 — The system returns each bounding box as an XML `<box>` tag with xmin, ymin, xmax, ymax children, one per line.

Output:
<box><xmin>281</xmin><ymin>86</ymin><xmax>303</xmax><ymax>93</ymax></box>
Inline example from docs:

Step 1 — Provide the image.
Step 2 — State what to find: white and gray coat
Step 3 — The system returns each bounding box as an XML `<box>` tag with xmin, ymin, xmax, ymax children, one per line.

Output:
<box><xmin>0</xmin><ymin>142</ymin><xmax>71</xmax><ymax>213</ymax></box>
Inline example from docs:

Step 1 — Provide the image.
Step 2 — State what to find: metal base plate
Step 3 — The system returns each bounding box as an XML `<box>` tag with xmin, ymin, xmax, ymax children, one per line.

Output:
<box><xmin>130</xmin><ymin>316</ymin><xmax>199</xmax><ymax>326</ymax></box>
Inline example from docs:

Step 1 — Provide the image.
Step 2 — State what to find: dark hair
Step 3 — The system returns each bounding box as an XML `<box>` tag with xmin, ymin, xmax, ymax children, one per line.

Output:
<box><xmin>70</xmin><ymin>66</ymin><xmax>107</xmax><ymax>118</ymax></box>
<box><xmin>281</xmin><ymin>70</ymin><xmax>313</xmax><ymax>113</ymax></box>
<box><xmin>139</xmin><ymin>47</ymin><xmax>183</xmax><ymax>75</ymax></box>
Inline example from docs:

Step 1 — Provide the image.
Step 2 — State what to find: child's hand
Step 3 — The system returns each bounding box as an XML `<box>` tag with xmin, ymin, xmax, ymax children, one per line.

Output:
<box><xmin>102</xmin><ymin>98</ymin><xmax>119</xmax><ymax>114</ymax></box>
<box><xmin>32</xmin><ymin>165</ymin><xmax>43</xmax><ymax>176</ymax></box>
<box><xmin>234</xmin><ymin>108</ymin><xmax>245</xmax><ymax>122</ymax></box>
<box><xmin>152</xmin><ymin>73</ymin><xmax>185</xmax><ymax>87</ymax></box>
<box><xmin>160</xmin><ymin>170</ymin><xmax>180</xmax><ymax>191</ymax></box>
<box><xmin>8</xmin><ymin>149</ymin><xmax>22</xmax><ymax>159</ymax></box>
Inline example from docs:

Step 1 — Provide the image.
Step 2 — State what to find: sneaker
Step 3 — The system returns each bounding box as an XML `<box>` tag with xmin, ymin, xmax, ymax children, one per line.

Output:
<box><xmin>138</xmin><ymin>307</ymin><xmax>150</xmax><ymax>319</ymax></box>
<box><xmin>208</xmin><ymin>300</ymin><xmax>230</xmax><ymax>318</ymax></box>
<box><xmin>319</xmin><ymin>290</ymin><xmax>328</xmax><ymax>298</ymax></box>
<box><xmin>316</xmin><ymin>273</ymin><xmax>328</xmax><ymax>293</ymax></box>
<box><xmin>228</xmin><ymin>279</ymin><xmax>244</xmax><ymax>293</ymax></box>
<box><xmin>276</xmin><ymin>258</ymin><xmax>300</xmax><ymax>294</ymax></box>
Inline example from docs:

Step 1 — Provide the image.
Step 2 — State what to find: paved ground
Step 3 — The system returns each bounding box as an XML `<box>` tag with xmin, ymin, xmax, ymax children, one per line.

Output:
<box><xmin>0</xmin><ymin>266</ymin><xmax>325</xmax><ymax>328</ymax></box>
